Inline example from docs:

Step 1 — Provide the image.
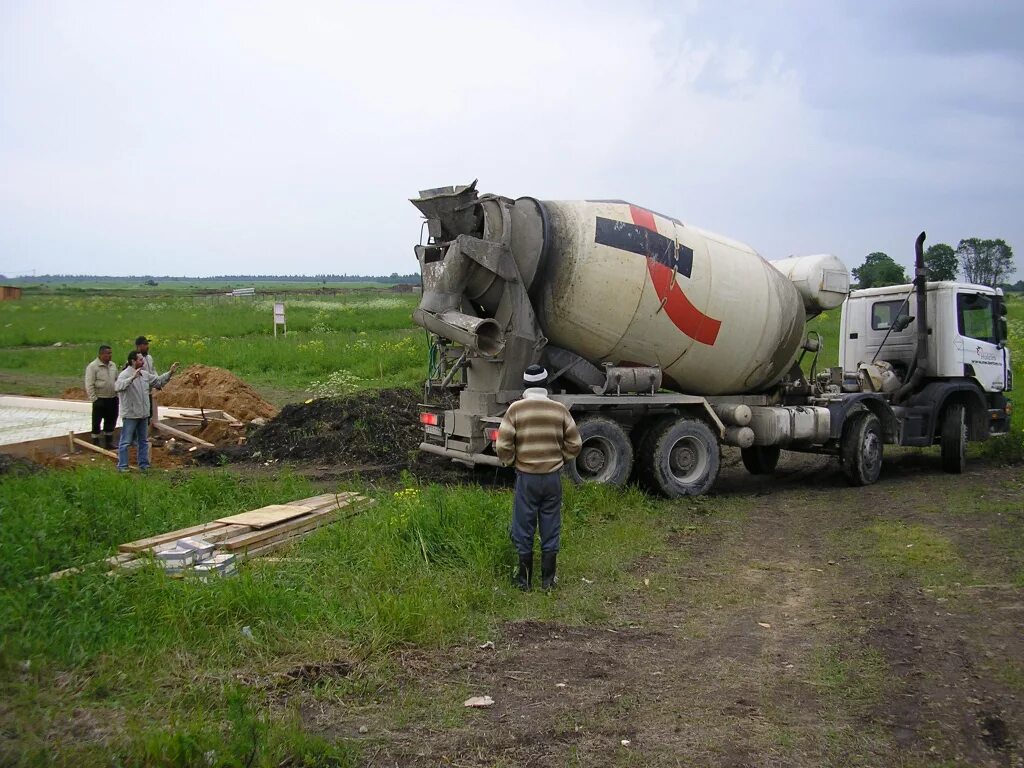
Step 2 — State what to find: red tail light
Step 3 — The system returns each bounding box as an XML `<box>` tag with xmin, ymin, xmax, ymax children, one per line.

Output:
<box><xmin>419</xmin><ymin>412</ymin><xmax>439</xmax><ymax>426</ymax></box>
<box><xmin>485</xmin><ymin>428</ymin><xmax>499</xmax><ymax>442</ymax></box>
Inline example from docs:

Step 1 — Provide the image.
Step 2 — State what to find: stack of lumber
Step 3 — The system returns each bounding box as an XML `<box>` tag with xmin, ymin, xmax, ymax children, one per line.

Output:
<box><xmin>45</xmin><ymin>492</ymin><xmax>373</xmax><ymax>580</ymax></box>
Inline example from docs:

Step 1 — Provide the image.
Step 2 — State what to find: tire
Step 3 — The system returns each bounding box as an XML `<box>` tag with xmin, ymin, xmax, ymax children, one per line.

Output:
<box><xmin>840</xmin><ymin>411</ymin><xmax>883</xmax><ymax>486</ymax></box>
<box><xmin>564</xmin><ymin>416</ymin><xmax>634</xmax><ymax>486</ymax></box>
<box><xmin>940</xmin><ymin>403</ymin><xmax>966</xmax><ymax>474</ymax></box>
<box><xmin>637</xmin><ymin>417</ymin><xmax>720</xmax><ymax>498</ymax></box>
<box><xmin>741</xmin><ymin>445</ymin><xmax>781</xmax><ymax>475</ymax></box>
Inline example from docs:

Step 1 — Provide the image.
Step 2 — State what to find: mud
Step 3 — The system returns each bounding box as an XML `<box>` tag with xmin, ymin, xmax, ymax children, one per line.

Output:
<box><xmin>0</xmin><ymin>454</ymin><xmax>43</xmax><ymax>476</ymax></box>
<box><xmin>275</xmin><ymin>460</ymin><xmax>1024</xmax><ymax>767</ymax></box>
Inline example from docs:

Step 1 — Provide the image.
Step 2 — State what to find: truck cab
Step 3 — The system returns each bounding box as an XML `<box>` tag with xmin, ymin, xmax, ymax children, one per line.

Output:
<box><xmin>838</xmin><ymin>281</ymin><xmax>1013</xmax><ymax>453</ymax></box>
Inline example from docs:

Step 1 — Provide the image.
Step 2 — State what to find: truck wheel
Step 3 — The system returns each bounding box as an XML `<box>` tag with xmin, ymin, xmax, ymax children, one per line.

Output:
<box><xmin>741</xmin><ymin>445</ymin><xmax>781</xmax><ymax>475</ymax></box>
<box><xmin>840</xmin><ymin>411</ymin><xmax>883</xmax><ymax>486</ymax></box>
<box><xmin>940</xmin><ymin>403</ymin><xmax>966</xmax><ymax>474</ymax></box>
<box><xmin>638</xmin><ymin>417</ymin><xmax>720</xmax><ymax>497</ymax></box>
<box><xmin>565</xmin><ymin>416</ymin><xmax>634</xmax><ymax>486</ymax></box>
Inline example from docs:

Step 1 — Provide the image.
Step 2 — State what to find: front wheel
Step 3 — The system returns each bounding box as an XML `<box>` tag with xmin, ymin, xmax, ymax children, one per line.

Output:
<box><xmin>940</xmin><ymin>403</ymin><xmax>966</xmax><ymax>474</ymax></box>
<box><xmin>637</xmin><ymin>417</ymin><xmax>720</xmax><ymax>498</ymax></box>
<box><xmin>840</xmin><ymin>411</ymin><xmax>883</xmax><ymax>486</ymax></box>
<box><xmin>565</xmin><ymin>416</ymin><xmax>634</xmax><ymax>486</ymax></box>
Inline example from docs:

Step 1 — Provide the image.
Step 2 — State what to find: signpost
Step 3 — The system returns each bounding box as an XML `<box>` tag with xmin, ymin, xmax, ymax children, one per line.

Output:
<box><xmin>273</xmin><ymin>303</ymin><xmax>286</xmax><ymax>337</ymax></box>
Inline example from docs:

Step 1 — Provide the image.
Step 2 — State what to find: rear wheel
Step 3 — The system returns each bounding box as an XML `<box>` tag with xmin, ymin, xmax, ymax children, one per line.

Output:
<box><xmin>840</xmin><ymin>411</ymin><xmax>883</xmax><ymax>486</ymax></box>
<box><xmin>565</xmin><ymin>416</ymin><xmax>633</xmax><ymax>486</ymax></box>
<box><xmin>741</xmin><ymin>445</ymin><xmax>781</xmax><ymax>475</ymax></box>
<box><xmin>638</xmin><ymin>417</ymin><xmax>720</xmax><ymax>497</ymax></box>
<box><xmin>940</xmin><ymin>403</ymin><xmax>966</xmax><ymax>474</ymax></box>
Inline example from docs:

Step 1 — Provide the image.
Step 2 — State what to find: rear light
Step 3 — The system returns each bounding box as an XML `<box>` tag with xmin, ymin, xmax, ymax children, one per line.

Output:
<box><xmin>485</xmin><ymin>428</ymin><xmax>499</xmax><ymax>442</ymax></box>
<box><xmin>419</xmin><ymin>412</ymin><xmax>439</xmax><ymax>426</ymax></box>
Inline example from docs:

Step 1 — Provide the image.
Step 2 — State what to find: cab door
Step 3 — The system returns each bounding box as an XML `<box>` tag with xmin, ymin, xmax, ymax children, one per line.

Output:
<box><xmin>957</xmin><ymin>292</ymin><xmax>1006</xmax><ymax>392</ymax></box>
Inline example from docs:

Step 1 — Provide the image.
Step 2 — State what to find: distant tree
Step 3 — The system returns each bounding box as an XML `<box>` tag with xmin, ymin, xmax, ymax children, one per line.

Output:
<box><xmin>957</xmin><ymin>238</ymin><xmax>1014</xmax><ymax>287</ymax></box>
<box><xmin>923</xmin><ymin>243</ymin><xmax>958</xmax><ymax>281</ymax></box>
<box><xmin>852</xmin><ymin>252</ymin><xmax>907</xmax><ymax>288</ymax></box>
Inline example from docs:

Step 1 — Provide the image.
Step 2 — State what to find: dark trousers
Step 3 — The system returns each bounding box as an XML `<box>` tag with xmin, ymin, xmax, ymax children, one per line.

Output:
<box><xmin>511</xmin><ymin>470</ymin><xmax>562</xmax><ymax>556</ymax></box>
<box><xmin>91</xmin><ymin>397</ymin><xmax>119</xmax><ymax>435</ymax></box>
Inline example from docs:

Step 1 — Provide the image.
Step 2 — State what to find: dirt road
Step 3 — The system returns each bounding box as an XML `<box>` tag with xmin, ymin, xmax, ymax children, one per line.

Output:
<box><xmin>301</xmin><ymin>452</ymin><xmax>1024</xmax><ymax>767</ymax></box>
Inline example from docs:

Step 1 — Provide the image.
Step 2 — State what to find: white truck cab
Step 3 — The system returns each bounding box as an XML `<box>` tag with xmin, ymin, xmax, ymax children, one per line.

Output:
<box><xmin>838</xmin><ymin>281</ymin><xmax>1012</xmax><ymax>465</ymax></box>
<box><xmin>840</xmin><ymin>282</ymin><xmax>1012</xmax><ymax>396</ymax></box>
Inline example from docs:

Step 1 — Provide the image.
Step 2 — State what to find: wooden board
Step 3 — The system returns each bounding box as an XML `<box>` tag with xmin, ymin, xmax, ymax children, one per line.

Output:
<box><xmin>215</xmin><ymin>493</ymin><xmax>353</xmax><ymax>527</ymax></box>
<box><xmin>215</xmin><ymin>504</ymin><xmax>311</xmax><ymax>528</ymax></box>
<box><xmin>221</xmin><ymin>508</ymin><xmax>339</xmax><ymax>551</ymax></box>
<box><xmin>119</xmin><ymin>521</ymin><xmax>230</xmax><ymax>553</ymax></box>
<box><xmin>237</xmin><ymin>498</ymin><xmax>375</xmax><ymax>561</ymax></box>
<box><xmin>151</xmin><ymin>420</ymin><xmax>214</xmax><ymax>447</ymax></box>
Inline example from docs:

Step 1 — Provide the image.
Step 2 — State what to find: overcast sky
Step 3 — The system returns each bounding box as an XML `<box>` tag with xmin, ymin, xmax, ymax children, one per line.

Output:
<box><xmin>1</xmin><ymin>0</ymin><xmax>1021</xmax><ymax>278</ymax></box>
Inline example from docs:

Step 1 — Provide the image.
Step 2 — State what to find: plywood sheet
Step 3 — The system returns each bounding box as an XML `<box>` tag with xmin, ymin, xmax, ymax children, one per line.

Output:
<box><xmin>215</xmin><ymin>504</ymin><xmax>311</xmax><ymax>528</ymax></box>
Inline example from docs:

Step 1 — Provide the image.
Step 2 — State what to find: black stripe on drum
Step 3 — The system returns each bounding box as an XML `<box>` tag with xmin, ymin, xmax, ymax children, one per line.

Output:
<box><xmin>594</xmin><ymin>217</ymin><xmax>693</xmax><ymax>278</ymax></box>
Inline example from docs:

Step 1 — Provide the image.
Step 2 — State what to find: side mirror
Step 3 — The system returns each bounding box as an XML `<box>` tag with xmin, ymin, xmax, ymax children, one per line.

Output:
<box><xmin>892</xmin><ymin>314</ymin><xmax>914</xmax><ymax>332</ymax></box>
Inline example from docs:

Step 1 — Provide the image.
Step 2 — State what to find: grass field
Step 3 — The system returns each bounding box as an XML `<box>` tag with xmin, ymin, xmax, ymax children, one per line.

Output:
<box><xmin>1</xmin><ymin>283</ymin><xmax>1022</xmax><ymax>765</ymax></box>
<box><xmin>0</xmin><ymin>290</ymin><xmax>424</xmax><ymax>403</ymax></box>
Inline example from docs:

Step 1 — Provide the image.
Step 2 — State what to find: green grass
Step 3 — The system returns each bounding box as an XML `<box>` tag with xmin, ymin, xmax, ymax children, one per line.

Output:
<box><xmin>849</xmin><ymin>520</ymin><xmax>971</xmax><ymax>586</ymax></box>
<box><xmin>0</xmin><ymin>292</ymin><xmax>425</xmax><ymax>398</ymax></box>
<box><xmin>0</xmin><ymin>467</ymin><xmax>680</xmax><ymax>763</ymax></box>
<box><xmin>811</xmin><ymin>643</ymin><xmax>889</xmax><ymax>714</ymax></box>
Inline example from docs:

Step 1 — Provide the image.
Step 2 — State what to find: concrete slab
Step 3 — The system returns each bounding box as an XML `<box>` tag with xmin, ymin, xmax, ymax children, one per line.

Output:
<box><xmin>0</xmin><ymin>398</ymin><xmax>104</xmax><ymax>446</ymax></box>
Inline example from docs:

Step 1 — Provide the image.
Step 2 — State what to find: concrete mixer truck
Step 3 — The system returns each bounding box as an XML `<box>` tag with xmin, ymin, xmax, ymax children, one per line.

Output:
<box><xmin>411</xmin><ymin>181</ymin><xmax>1013</xmax><ymax>497</ymax></box>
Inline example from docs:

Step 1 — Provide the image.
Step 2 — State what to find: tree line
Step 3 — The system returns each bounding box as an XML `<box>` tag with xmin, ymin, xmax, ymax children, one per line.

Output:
<box><xmin>853</xmin><ymin>238</ymin><xmax>1017</xmax><ymax>289</ymax></box>
<box><xmin>2</xmin><ymin>273</ymin><xmax>422</xmax><ymax>284</ymax></box>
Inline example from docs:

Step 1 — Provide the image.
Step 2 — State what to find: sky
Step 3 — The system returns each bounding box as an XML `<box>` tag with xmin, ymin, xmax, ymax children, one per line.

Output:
<box><xmin>1</xmin><ymin>0</ymin><xmax>1021</xmax><ymax>278</ymax></box>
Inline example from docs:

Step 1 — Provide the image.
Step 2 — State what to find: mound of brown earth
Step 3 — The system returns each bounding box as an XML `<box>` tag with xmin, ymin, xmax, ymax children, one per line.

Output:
<box><xmin>242</xmin><ymin>388</ymin><xmax>422</xmax><ymax>464</ymax></box>
<box><xmin>61</xmin><ymin>387</ymin><xmax>89</xmax><ymax>401</ymax></box>
<box><xmin>158</xmin><ymin>365</ymin><xmax>278</xmax><ymax>422</ymax></box>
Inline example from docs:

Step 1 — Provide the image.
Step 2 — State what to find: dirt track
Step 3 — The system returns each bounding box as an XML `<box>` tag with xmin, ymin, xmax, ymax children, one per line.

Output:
<box><xmin>296</xmin><ymin>451</ymin><xmax>1024</xmax><ymax>767</ymax></box>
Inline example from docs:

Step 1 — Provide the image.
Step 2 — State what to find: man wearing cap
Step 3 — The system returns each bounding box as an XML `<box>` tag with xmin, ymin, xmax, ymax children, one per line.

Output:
<box><xmin>496</xmin><ymin>364</ymin><xmax>582</xmax><ymax>591</ymax></box>
<box><xmin>135</xmin><ymin>336</ymin><xmax>161</xmax><ymax>420</ymax></box>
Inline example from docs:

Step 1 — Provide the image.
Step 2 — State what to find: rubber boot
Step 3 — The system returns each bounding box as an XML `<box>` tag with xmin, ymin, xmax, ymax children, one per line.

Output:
<box><xmin>91</xmin><ymin>434</ymin><xmax>101</xmax><ymax>446</ymax></box>
<box><xmin>515</xmin><ymin>554</ymin><xmax>533</xmax><ymax>591</ymax></box>
<box><xmin>541</xmin><ymin>551</ymin><xmax>558</xmax><ymax>590</ymax></box>
<box><xmin>103</xmin><ymin>433</ymin><xmax>114</xmax><ymax>450</ymax></box>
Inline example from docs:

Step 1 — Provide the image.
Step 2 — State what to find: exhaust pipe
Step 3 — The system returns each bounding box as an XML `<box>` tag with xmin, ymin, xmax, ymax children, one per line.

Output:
<box><xmin>893</xmin><ymin>231</ymin><xmax>928</xmax><ymax>404</ymax></box>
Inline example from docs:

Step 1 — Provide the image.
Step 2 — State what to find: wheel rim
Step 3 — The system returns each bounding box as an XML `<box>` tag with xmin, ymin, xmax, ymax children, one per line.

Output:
<box><xmin>668</xmin><ymin>435</ymin><xmax>709</xmax><ymax>483</ymax></box>
<box><xmin>577</xmin><ymin>436</ymin><xmax>616</xmax><ymax>483</ymax></box>
<box><xmin>862</xmin><ymin>430</ymin><xmax>882</xmax><ymax>476</ymax></box>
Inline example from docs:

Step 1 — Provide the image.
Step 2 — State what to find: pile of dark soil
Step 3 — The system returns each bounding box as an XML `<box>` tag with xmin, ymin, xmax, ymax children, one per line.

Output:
<box><xmin>0</xmin><ymin>454</ymin><xmax>43</xmax><ymax>476</ymax></box>
<box><xmin>240</xmin><ymin>388</ymin><xmax>423</xmax><ymax>465</ymax></box>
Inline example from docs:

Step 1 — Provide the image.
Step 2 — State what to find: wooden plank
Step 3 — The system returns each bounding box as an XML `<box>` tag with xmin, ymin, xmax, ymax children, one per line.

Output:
<box><xmin>44</xmin><ymin>552</ymin><xmax>139</xmax><ymax>581</ymax></box>
<box><xmin>72</xmin><ymin>437</ymin><xmax>117</xmax><ymax>459</ymax></box>
<box><xmin>215</xmin><ymin>494</ymin><xmax>351</xmax><ymax>527</ymax></box>
<box><xmin>216</xmin><ymin>503</ymin><xmax>309</xmax><ymax>528</ymax></box>
<box><xmin>237</xmin><ymin>499</ymin><xmax>375</xmax><ymax>561</ymax></box>
<box><xmin>150</xmin><ymin>420</ymin><xmax>214</xmax><ymax>448</ymax></box>
<box><xmin>119</xmin><ymin>521</ymin><xmax>231</xmax><ymax>553</ymax></box>
<box><xmin>221</xmin><ymin>508</ymin><xmax>339</xmax><ymax>551</ymax></box>
<box><xmin>188</xmin><ymin>523</ymin><xmax>250</xmax><ymax>544</ymax></box>
<box><xmin>219</xmin><ymin>494</ymin><xmax>364</xmax><ymax>537</ymax></box>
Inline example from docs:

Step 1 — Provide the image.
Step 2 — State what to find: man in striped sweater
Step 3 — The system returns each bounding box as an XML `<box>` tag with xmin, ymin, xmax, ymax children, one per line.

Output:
<box><xmin>496</xmin><ymin>365</ymin><xmax>582</xmax><ymax>591</ymax></box>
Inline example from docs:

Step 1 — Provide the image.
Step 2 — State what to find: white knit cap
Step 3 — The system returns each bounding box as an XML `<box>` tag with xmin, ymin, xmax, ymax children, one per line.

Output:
<box><xmin>523</xmin><ymin>364</ymin><xmax>548</xmax><ymax>384</ymax></box>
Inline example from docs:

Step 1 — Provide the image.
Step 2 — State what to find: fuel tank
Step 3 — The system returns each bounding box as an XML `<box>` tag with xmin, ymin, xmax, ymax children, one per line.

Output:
<box><xmin>527</xmin><ymin>199</ymin><xmax>816</xmax><ymax>394</ymax></box>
